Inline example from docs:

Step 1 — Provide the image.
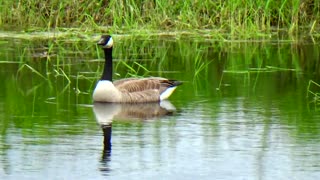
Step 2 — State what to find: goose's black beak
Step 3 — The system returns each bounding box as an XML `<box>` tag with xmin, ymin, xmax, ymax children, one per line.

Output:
<box><xmin>97</xmin><ymin>38</ymin><xmax>106</xmax><ymax>46</ymax></box>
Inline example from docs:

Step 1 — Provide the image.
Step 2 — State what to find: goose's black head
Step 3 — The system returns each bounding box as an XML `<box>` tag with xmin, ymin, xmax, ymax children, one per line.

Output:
<box><xmin>97</xmin><ymin>35</ymin><xmax>113</xmax><ymax>49</ymax></box>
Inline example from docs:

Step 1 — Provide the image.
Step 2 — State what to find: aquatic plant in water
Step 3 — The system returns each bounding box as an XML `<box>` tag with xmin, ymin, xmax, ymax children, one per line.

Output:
<box><xmin>307</xmin><ymin>80</ymin><xmax>320</xmax><ymax>109</ymax></box>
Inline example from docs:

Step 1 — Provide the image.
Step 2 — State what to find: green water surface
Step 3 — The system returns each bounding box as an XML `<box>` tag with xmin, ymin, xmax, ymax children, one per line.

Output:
<box><xmin>0</xmin><ymin>34</ymin><xmax>320</xmax><ymax>179</ymax></box>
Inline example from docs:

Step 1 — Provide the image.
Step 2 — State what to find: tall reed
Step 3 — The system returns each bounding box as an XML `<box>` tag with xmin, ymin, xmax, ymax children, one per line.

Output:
<box><xmin>1</xmin><ymin>0</ymin><xmax>319</xmax><ymax>35</ymax></box>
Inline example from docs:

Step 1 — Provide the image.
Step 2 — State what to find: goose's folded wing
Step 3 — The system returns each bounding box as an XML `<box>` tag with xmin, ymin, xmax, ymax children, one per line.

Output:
<box><xmin>120</xmin><ymin>89</ymin><xmax>160</xmax><ymax>102</ymax></box>
<box><xmin>114</xmin><ymin>78</ymin><xmax>162</xmax><ymax>92</ymax></box>
<box><xmin>114</xmin><ymin>77</ymin><xmax>181</xmax><ymax>93</ymax></box>
<box><xmin>113</xmin><ymin>78</ymin><xmax>140</xmax><ymax>86</ymax></box>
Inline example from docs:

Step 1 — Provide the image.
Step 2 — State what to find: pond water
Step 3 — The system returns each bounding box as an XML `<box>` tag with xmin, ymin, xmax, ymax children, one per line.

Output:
<box><xmin>1</xmin><ymin>34</ymin><xmax>320</xmax><ymax>179</ymax></box>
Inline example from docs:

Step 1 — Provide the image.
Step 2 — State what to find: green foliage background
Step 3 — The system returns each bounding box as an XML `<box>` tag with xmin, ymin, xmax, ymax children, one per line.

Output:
<box><xmin>1</xmin><ymin>0</ymin><xmax>319</xmax><ymax>34</ymax></box>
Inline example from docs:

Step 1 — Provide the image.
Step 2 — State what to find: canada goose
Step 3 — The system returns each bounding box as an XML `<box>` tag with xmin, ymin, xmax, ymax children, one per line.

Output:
<box><xmin>93</xmin><ymin>35</ymin><xmax>182</xmax><ymax>103</ymax></box>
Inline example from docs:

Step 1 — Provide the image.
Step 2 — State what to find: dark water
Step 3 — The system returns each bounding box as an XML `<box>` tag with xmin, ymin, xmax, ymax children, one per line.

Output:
<box><xmin>1</xmin><ymin>34</ymin><xmax>320</xmax><ymax>179</ymax></box>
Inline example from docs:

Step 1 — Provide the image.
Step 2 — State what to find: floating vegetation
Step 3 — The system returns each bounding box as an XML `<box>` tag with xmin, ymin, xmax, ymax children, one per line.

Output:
<box><xmin>17</xmin><ymin>63</ymin><xmax>48</xmax><ymax>80</ymax></box>
<box><xmin>223</xmin><ymin>66</ymin><xmax>300</xmax><ymax>74</ymax></box>
<box><xmin>307</xmin><ymin>80</ymin><xmax>320</xmax><ymax>109</ymax></box>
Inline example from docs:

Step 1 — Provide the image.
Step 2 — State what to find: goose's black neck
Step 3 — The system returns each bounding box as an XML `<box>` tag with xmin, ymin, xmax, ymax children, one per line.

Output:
<box><xmin>101</xmin><ymin>48</ymin><xmax>113</xmax><ymax>81</ymax></box>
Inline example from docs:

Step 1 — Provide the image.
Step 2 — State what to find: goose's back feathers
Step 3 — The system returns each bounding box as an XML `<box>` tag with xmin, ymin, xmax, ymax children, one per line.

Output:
<box><xmin>119</xmin><ymin>88</ymin><xmax>160</xmax><ymax>103</ymax></box>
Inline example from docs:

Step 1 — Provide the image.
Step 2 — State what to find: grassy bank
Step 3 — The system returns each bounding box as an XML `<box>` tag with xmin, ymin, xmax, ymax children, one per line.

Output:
<box><xmin>0</xmin><ymin>0</ymin><xmax>319</xmax><ymax>36</ymax></box>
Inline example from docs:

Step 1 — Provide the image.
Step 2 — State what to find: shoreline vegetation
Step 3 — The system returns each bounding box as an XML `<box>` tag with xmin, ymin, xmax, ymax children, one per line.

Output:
<box><xmin>0</xmin><ymin>0</ymin><xmax>319</xmax><ymax>39</ymax></box>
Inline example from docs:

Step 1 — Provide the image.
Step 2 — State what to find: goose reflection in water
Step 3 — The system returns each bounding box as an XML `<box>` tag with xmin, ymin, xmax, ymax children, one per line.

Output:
<box><xmin>93</xmin><ymin>100</ymin><xmax>177</xmax><ymax>175</ymax></box>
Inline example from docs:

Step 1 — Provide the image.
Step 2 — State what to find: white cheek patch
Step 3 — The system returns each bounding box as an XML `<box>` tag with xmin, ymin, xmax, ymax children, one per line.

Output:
<box><xmin>105</xmin><ymin>37</ymin><xmax>113</xmax><ymax>48</ymax></box>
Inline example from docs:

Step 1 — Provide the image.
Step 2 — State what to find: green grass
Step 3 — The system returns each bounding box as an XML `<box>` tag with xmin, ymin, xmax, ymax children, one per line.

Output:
<box><xmin>307</xmin><ymin>80</ymin><xmax>320</xmax><ymax>109</ymax></box>
<box><xmin>0</xmin><ymin>0</ymin><xmax>319</xmax><ymax>37</ymax></box>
